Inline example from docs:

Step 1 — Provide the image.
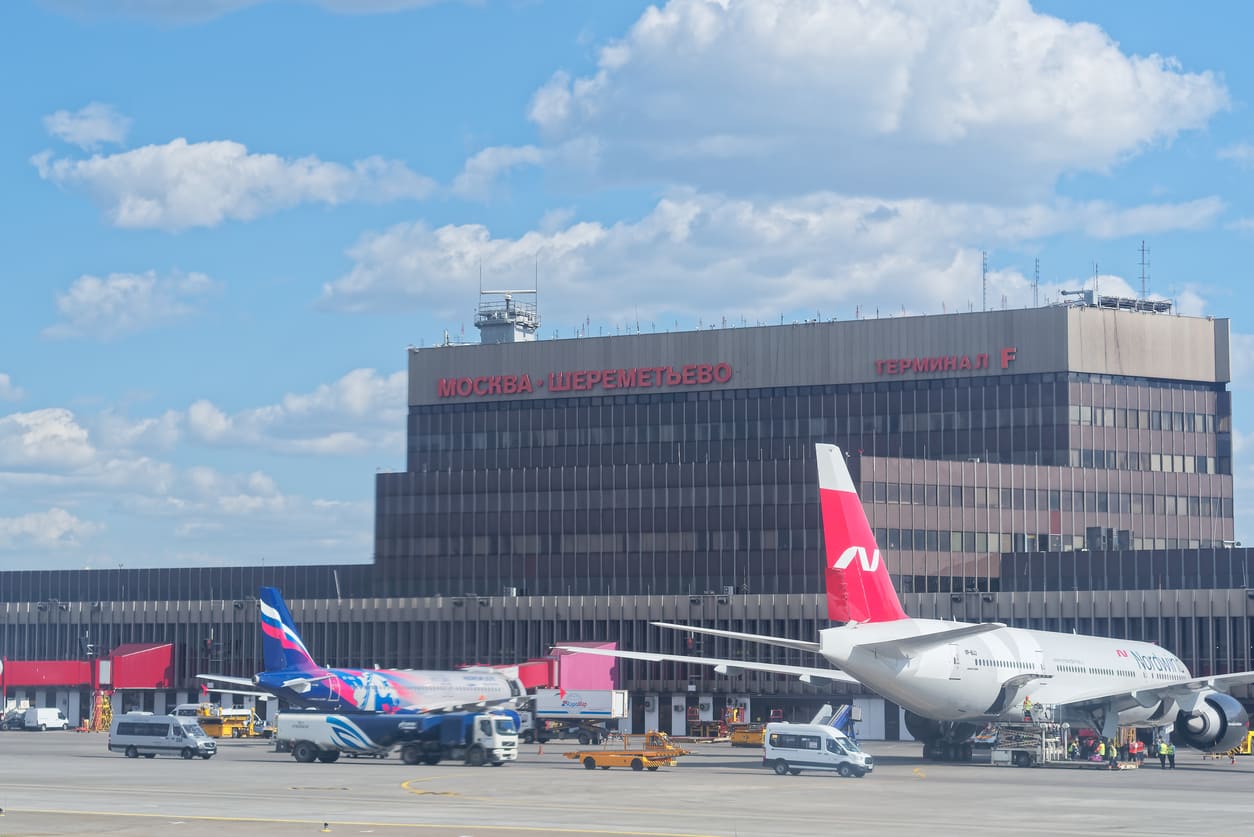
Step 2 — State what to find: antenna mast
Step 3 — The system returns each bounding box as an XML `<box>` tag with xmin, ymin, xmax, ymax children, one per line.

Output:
<box><xmin>1138</xmin><ymin>240</ymin><xmax>1150</xmax><ymax>298</ymax></box>
<box><xmin>1033</xmin><ymin>258</ymin><xmax>1039</xmax><ymax>307</ymax></box>
<box><xmin>981</xmin><ymin>250</ymin><xmax>988</xmax><ymax>312</ymax></box>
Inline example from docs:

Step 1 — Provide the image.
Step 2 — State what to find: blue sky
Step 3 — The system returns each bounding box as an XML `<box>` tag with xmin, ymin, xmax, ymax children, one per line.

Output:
<box><xmin>2</xmin><ymin>0</ymin><xmax>1253</xmax><ymax>570</ymax></box>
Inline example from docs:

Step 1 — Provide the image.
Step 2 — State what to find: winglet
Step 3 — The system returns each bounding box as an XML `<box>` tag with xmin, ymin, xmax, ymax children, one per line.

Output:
<box><xmin>816</xmin><ymin>444</ymin><xmax>908</xmax><ymax>624</ymax></box>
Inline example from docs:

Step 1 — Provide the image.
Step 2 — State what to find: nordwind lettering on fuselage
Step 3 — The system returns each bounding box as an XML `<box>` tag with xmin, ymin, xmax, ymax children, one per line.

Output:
<box><xmin>833</xmin><ymin>546</ymin><xmax>881</xmax><ymax>572</ymax></box>
<box><xmin>1127</xmin><ymin>649</ymin><xmax>1186</xmax><ymax>674</ymax></box>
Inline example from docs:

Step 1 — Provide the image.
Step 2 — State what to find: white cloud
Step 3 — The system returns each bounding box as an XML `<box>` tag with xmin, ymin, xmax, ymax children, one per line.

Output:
<box><xmin>0</xmin><ymin>409</ymin><xmax>97</xmax><ymax>470</ymax></box>
<box><xmin>45</xmin><ymin>0</ymin><xmax>448</xmax><ymax>24</ymax></box>
<box><xmin>0</xmin><ymin>373</ymin><xmax>24</xmax><ymax>402</ymax></box>
<box><xmin>527</xmin><ymin>0</ymin><xmax>1228</xmax><ymax>199</ymax></box>
<box><xmin>319</xmin><ymin>190</ymin><xmax>1223</xmax><ymax>322</ymax></box>
<box><xmin>32</xmin><ymin>139</ymin><xmax>435</xmax><ymax>231</ymax></box>
<box><xmin>43</xmin><ymin>102</ymin><xmax>132</xmax><ymax>150</ymax></box>
<box><xmin>0</xmin><ymin>508</ymin><xmax>102</xmax><ymax>549</ymax></box>
<box><xmin>453</xmin><ymin>145</ymin><xmax>546</xmax><ymax>200</ymax></box>
<box><xmin>185</xmin><ymin>368</ymin><xmax>407</xmax><ymax>454</ymax></box>
<box><xmin>43</xmin><ymin>270</ymin><xmax>218</xmax><ymax>340</ymax></box>
<box><xmin>1231</xmin><ymin>334</ymin><xmax>1254</xmax><ymax>391</ymax></box>
<box><xmin>1218</xmin><ymin>142</ymin><xmax>1254</xmax><ymax>168</ymax></box>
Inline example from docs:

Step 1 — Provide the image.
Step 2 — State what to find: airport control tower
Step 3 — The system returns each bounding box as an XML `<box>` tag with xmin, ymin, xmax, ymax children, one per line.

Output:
<box><xmin>474</xmin><ymin>289</ymin><xmax>539</xmax><ymax>344</ymax></box>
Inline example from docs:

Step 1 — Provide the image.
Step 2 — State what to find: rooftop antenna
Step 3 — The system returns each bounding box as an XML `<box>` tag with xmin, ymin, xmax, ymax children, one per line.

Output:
<box><xmin>981</xmin><ymin>250</ymin><xmax>988</xmax><ymax>312</ymax></box>
<box><xmin>1093</xmin><ymin>262</ymin><xmax>1100</xmax><ymax>298</ymax></box>
<box><xmin>1033</xmin><ymin>258</ymin><xmax>1040</xmax><ymax>307</ymax></box>
<box><xmin>1138</xmin><ymin>240</ymin><xmax>1150</xmax><ymax>299</ymax></box>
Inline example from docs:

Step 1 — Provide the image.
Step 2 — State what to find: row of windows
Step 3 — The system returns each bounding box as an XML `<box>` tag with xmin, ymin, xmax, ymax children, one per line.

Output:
<box><xmin>379</xmin><ymin>483</ymin><xmax>1232</xmax><ymax>518</ymax></box>
<box><xmin>377</xmin><ymin>526</ymin><xmax>1231</xmax><ymax>559</ymax></box>
<box><xmin>1070</xmin><ymin>406</ymin><xmax>1223</xmax><ymax>433</ymax></box>
<box><xmin>867</xmin><ymin>484</ymin><xmax>1232</xmax><ymax>516</ymax></box>
<box><xmin>1069</xmin><ymin>449</ymin><xmax>1224</xmax><ymax>475</ymax></box>
<box><xmin>872</xmin><ymin>529</ymin><xmax>1229</xmax><ymax>554</ymax></box>
<box><xmin>412</xmin><ymin>409</ymin><xmax>1224</xmax><ymax>454</ymax></box>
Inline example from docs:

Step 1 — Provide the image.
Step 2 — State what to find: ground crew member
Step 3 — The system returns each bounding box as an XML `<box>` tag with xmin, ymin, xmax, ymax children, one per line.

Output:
<box><xmin>1022</xmin><ymin>696</ymin><xmax>1032</xmax><ymax>722</ymax></box>
<box><xmin>1167</xmin><ymin>742</ymin><xmax>1176</xmax><ymax>769</ymax></box>
<box><xmin>1096</xmin><ymin>739</ymin><xmax>1105</xmax><ymax>760</ymax></box>
<box><xmin>1158</xmin><ymin>739</ymin><xmax>1169</xmax><ymax>769</ymax></box>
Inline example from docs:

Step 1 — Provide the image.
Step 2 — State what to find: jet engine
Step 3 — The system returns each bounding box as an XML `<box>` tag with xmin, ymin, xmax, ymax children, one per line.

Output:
<box><xmin>903</xmin><ymin>711</ymin><xmax>979</xmax><ymax>744</ymax></box>
<box><xmin>1173</xmin><ymin>692</ymin><xmax>1249</xmax><ymax>752</ymax></box>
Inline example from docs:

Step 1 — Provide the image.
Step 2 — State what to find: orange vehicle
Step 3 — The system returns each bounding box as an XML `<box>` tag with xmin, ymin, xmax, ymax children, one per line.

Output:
<box><xmin>564</xmin><ymin>731</ymin><xmax>690</xmax><ymax>771</ymax></box>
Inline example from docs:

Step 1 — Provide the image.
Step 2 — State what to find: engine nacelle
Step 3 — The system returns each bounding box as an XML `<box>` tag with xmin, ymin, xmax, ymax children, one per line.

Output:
<box><xmin>1173</xmin><ymin>692</ymin><xmax>1250</xmax><ymax>753</ymax></box>
<box><xmin>903</xmin><ymin>711</ymin><xmax>979</xmax><ymax>743</ymax></box>
<box><xmin>904</xmin><ymin>711</ymin><xmax>940</xmax><ymax>743</ymax></box>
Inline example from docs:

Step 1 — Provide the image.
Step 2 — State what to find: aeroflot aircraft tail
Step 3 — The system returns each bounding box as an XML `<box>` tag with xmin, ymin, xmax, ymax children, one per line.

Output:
<box><xmin>260</xmin><ymin>586</ymin><xmax>318</xmax><ymax>672</ymax></box>
<box><xmin>817</xmin><ymin>444</ymin><xmax>908</xmax><ymax>624</ymax></box>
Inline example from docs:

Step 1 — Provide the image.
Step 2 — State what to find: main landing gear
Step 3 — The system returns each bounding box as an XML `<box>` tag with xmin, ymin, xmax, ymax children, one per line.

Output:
<box><xmin>905</xmin><ymin>712</ymin><xmax>978</xmax><ymax>763</ymax></box>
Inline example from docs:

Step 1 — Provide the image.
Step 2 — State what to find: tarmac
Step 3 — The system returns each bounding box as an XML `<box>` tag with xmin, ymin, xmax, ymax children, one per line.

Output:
<box><xmin>0</xmin><ymin>731</ymin><xmax>1250</xmax><ymax>837</ymax></box>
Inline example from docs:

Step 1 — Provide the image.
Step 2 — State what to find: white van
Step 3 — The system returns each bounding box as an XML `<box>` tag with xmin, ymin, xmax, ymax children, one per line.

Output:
<box><xmin>108</xmin><ymin>713</ymin><xmax>217</xmax><ymax>759</ymax></box>
<box><xmin>24</xmin><ymin>707</ymin><xmax>70</xmax><ymax>731</ymax></box>
<box><xmin>762</xmin><ymin>723</ymin><xmax>873</xmax><ymax>777</ymax></box>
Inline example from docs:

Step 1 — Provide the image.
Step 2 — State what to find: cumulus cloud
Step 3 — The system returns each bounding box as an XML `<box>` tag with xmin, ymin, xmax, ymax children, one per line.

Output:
<box><xmin>0</xmin><ymin>508</ymin><xmax>102</xmax><ymax>548</ymax></box>
<box><xmin>185</xmin><ymin>368</ymin><xmax>407</xmax><ymax>454</ymax></box>
<box><xmin>0</xmin><ymin>373</ymin><xmax>24</xmax><ymax>402</ymax></box>
<box><xmin>319</xmin><ymin>190</ymin><xmax>1223</xmax><ymax>322</ymax></box>
<box><xmin>31</xmin><ymin>139</ymin><xmax>435</xmax><ymax>231</ymax></box>
<box><xmin>0</xmin><ymin>409</ymin><xmax>97</xmax><ymax>470</ymax></box>
<box><xmin>453</xmin><ymin>145</ymin><xmax>546</xmax><ymax>200</ymax></box>
<box><xmin>43</xmin><ymin>102</ymin><xmax>131</xmax><ymax>150</ymax></box>
<box><xmin>527</xmin><ymin>0</ymin><xmax>1228</xmax><ymax>199</ymax></box>
<box><xmin>43</xmin><ymin>270</ymin><xmax>218</xmax><ymax>340</ymax></box>
<box><xmin>46</xmin><ymin>0</ymin><xmax>447</xmax><ymax>24</ymax></box>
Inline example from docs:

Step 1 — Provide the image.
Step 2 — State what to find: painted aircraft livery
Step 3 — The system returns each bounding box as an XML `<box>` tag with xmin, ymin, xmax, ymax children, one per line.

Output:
<box><xmin>561</xmin><ymin>443</ymin><xmax>1254</xmax><ymax>760</ymax></box>
<box><xmin>199</xmin><ymin>587</ymin><xmax>522</xmax><ymax>714</ymax></box>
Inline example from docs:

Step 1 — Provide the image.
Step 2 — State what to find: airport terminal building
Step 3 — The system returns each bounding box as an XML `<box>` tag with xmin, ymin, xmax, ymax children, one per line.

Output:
<box><xmin>3</xmin><ymin>299</ymin><xmax>1251</xmax><ymax>736</ymax></box>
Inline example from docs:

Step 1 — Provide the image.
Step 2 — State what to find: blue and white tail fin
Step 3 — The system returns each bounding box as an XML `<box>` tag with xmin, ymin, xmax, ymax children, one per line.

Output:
<box><xmin>259</xmin><ymin>587</ymin><xmax>318</xmax><ymax>672</ymax></box>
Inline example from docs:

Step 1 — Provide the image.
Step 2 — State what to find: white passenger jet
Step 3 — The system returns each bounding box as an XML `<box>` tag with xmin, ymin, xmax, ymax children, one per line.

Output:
<box><xmin>561</xmin><ymin>444</ymin><xmax>1253</xmax><ymax>760</ymax></box>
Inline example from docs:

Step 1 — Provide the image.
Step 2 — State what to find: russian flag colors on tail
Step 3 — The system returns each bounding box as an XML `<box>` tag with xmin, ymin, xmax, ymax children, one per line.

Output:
<box><xmin>816</xmin><ymin>444</ymin><xmax>908</xmax><ymax>624</ymax></box>
<box><xmin>259</xmin><ymin>586</ymin><xmax>318</xmax><ymax>672</ymax></box>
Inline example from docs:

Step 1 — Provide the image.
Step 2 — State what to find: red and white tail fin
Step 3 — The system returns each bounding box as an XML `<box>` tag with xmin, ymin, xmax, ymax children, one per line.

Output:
<box><xmin>816</xmin><ymin>444</ymin><xmax>907</xmax><ymax>624</ymax></box>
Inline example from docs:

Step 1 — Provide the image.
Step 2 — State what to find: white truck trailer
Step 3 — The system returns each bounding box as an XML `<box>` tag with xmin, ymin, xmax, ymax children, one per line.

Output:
<box><xmin>518</xmin><ymin>689</ymin><xmax>629</xmax><ymax>744</ymax></box>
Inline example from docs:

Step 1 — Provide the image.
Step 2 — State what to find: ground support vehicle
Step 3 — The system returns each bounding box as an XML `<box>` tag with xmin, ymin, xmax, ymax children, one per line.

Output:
<box><xmin>990</xmin><ymin>723</ymin><xmax>1066</xmax><ymax>767</ymax></box>
<box><xmin>108</xmin><ymin>712</ymin><xmax>217</xmax><ymax>759</ymax></box>
<box><xmin>399</xmin><ymin>712</ymin><xmax>519</xmax><ymax>767</ymax></box>
<box><xmin>24</xmin><ymin>707</ymin><xmax>70</xmax><ymax>730</ymax></box>
<box><xmin>763</xmin><ymin>723</ymin><xmax>873</xmax><ymax>777</ymax></box>
<box><xmin>277</xmin><ymin>710</ymin><xmax>518</xmax><ymax>766</ymax></box>
<box><xmin>563</xmin><ymin>731</ymin><xmax>689</xmax><ymax>771</ymax></box>
<box><xmin>173</xmin><ymin>703</ymin><xmax>266</xmax><ymax>739</ymax></box>
<box><xmin>728</xmin><ymin>724</ymin><xmax>766</xmax><ymax>747</ymax></box>
<box><xmin>518</xmin><ymin>689</ymin><xmax>628</xmax><ymax>744</ymax></box>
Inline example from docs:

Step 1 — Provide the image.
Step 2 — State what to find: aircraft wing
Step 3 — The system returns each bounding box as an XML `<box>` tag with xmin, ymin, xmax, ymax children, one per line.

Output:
<box><xmin>1048</xmin><ymin>670</ymin><xmax>1254</xmax><ymax>712</ymax></box>
<box><xmin>855</xmin><ymin>623</ymin><xmax>1008</xmax><ymax>657</ymax></box>
<box><xmin>194</xmin><ymin>674</ymin><xmax>274</xmax><ymax>700</ymax></box>
<box><xmin>553</xmin><ymin>645</ymin><xmax>860</xmax><ymax>685</ymax></box>
<box><xmin>651</xmin><ymin>622</ymin><xmax>821</xmax><ymax>653</ymax></box>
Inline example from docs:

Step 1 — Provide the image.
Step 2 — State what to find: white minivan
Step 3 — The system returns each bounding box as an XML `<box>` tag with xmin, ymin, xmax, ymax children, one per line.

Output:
<box><xmin>762</xmin><ymin>723</ymin><xmax>873</xmax><ymax>777</ymax></box>
<box><xmin>108</xmin><ymin>713</ymin><xmax>217</xmax><ymax>759</ymax></box>
<box><xmin>24</xmin><ymin>707</ymin><xmax>70</xmax><ymax>731</ymax></box>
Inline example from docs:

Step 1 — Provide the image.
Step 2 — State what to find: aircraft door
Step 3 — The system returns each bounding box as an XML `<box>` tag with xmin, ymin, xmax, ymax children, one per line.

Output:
<box><xmin>948</xmin><ymin>644</ymin><xmax>961</xmax><ymax>680</ymax></box>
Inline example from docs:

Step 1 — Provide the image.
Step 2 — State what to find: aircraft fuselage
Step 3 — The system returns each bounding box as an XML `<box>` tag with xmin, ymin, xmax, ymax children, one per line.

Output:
<box><xmin>821</xmin><ymin>619</ymin><xmax>1189</xmax><ymax>727</ymax></box>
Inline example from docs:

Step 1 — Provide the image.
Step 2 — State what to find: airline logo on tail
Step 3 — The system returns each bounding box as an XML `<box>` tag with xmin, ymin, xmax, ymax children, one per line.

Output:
<box><xmin>833</xmin><ymin>546</ymin><xmax>882</xmax><ymax>573</ymax></box>
<box><xmin>816</xmin><ymin>444</ymin><xmax>908</xmax><ymax>625</ymax></box>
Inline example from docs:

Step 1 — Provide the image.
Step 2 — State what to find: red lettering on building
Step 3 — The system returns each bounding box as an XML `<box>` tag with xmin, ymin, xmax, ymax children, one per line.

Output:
<box><xmin>438</xmin><ymin>364</ymin><xmax>734</xmax><ymax>399</ymax></box>
<box><xmin>873</xmin><ymin>347</ymin><xmax>1019</xmax><ymax>378</ymax></box>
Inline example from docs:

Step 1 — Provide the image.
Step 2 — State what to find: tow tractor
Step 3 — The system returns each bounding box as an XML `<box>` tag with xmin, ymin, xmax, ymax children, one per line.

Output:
<box><xmin>563</xmin><ymin>731</ymin><xmax>690</xmax><ymax>771</ymax></box>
